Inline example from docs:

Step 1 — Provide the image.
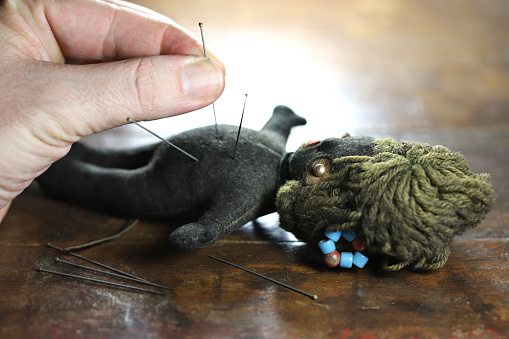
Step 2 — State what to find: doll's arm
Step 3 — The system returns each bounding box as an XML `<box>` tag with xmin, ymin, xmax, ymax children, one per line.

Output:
<box><xmin>168</xmin><ymin>189</ymin><xmax>274</xmax><ymax>250</ymax></box>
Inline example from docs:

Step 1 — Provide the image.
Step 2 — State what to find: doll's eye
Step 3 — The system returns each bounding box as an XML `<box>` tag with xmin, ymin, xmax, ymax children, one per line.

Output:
<box><xmin>313</xmin><ymin>163</ymin><xmax>327</xmax><ymax>177</ymax></box>
<box><xmin>306</xmin><ymin>159</ymin><xmax>331</xmax><ymax>185</ymax></box>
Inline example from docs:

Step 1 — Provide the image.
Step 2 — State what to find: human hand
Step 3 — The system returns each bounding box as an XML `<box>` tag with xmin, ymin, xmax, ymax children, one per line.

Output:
<box><xmin>0</xmin><ymin>0</ymin><xmax>226</xmax><ymax>223</ymax></box>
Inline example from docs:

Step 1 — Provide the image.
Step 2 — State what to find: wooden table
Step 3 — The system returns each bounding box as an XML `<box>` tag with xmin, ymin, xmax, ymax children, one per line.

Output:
<box><xmin>1</xmin><ymin>0</ymin><xmax>508</xmax><ymax>338</ymax></box>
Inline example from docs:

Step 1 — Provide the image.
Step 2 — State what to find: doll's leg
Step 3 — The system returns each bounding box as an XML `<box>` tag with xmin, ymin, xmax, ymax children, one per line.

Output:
<box><xmin>65</xmin><ymin>143</ymin><xmax>158</xmax><ymax>169</ymax></box>
<box><xmin>37</xmin><ymin>156</ymin><xmax>152</xmax><ymax>216</ymax></box>
<box><xmin>260</xmin><ymin>106</ymin><xmax>306</xmax><ymax>147</ymax></box>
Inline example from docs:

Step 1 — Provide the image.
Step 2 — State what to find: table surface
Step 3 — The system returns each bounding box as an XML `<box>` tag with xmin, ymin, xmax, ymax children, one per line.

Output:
<box><xmin>1</xmin><ymin>0</ymin><xmax>508</xmax><ymax>338</ymax></box>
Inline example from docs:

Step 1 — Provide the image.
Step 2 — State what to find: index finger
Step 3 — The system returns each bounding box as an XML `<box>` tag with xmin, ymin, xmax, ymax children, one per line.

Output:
<box><xmin>44</xmin><ymin>0</ymin><xmax>223</xmax><ymax>68</ymax></box>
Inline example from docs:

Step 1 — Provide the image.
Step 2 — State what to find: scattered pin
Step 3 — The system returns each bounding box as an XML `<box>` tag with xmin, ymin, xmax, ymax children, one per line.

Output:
<box><xmin>35</xmin><ymin>267</ymin><xmax>165</xmax><ymax>296</ymax></box>
<box><xmin>47</xmin><ymin>243</ymin><xmax>150</xmax><ymax>283</ymax></box>
<box><xmin>208</xmin><ymin>255</ymin><xmax>318</xmax><ymax>300</ymax></box>
<box><xmin>199</xmin><ymin>22</ymin><xmax>220</xmax><ymax>142</ymax></box>
<box><xmin>127</xmin><ymin>118</ymin><xmax>198</xmax><ymax>162</ymax></box>
<box><xmin>232</xmin><ymin>94</ymin><xmax>248</xmax><ymax>160</ymax></box>
<box><xmin>54</xmin><ymin>257</ymin><xmax>172</xmax><ymax>291</ymax></box>
<box><xmin>63</xmin><ymin>218</ymin><xmax>138</xmax><ymax>252</ymax></box>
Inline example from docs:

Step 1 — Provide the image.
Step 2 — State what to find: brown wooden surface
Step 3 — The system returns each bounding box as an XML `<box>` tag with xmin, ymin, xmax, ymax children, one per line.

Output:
<box><xmin>1</xmin><ymin>0</ymin><xmax>508</xmax><ymax>338</ymax></box>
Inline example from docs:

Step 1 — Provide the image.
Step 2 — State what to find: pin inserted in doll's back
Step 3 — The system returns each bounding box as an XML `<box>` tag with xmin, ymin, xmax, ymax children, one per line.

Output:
<box><xmin>126</xmin><ymin>22</ymin><xmax>248</xmax><ymax>162</ymax></box>
<box><xmin>199</xmin><ymin>22</ymin><xmax>220</xmax><ymax>143</ymax></box>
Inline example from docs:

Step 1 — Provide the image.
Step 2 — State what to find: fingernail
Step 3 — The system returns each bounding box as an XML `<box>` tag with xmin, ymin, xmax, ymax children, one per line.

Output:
<box><xmin>181</xmin><ymin>59</ymin><xmax>224</xmax><ymax>100</ymax></box>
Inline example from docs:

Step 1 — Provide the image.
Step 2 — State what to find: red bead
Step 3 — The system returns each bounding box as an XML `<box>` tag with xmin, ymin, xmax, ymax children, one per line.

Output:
<box><xmin>324</xmin><ymin>250</ymin><xmax>341</xmax><ymax>267</ymax></box>
<box><xmin>352</xmin><ymin>237</ymin><xmax>367</xmax><ymax>251</ymax></box>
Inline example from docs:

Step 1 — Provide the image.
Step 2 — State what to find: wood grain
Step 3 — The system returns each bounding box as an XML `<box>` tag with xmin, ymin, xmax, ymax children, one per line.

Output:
<box><xmin>1</xmin><ymin>0</ymin><xmax>508</xmax><ymax>338</ymax></box>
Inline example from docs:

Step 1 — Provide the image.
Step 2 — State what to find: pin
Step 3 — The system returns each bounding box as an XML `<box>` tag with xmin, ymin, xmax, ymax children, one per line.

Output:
<box><xmin>199</xmin><ymin>22</ymin><xmax>220</xmax><ymax>142</ymax></box>
<box><xmin>35</xmin><ymin>267</ymin><xmax>165</xmax><ymax>295</ymax></box>
<box><xmin>208</xmin><ymin>255</ymin><xmax>318</xmax><ymax>300</ymax></box>
<box><xmin>63</xmin><ymin>218</ymin><xmax>138</xmax><ymax>252</ymax></box>
<box><xmin>127</xmin><ymin>118</ymin><xmax>198</xmax><ymax>162</ymax></box>
<box><xmin>232</xmin><ymin>94</ymin><xmax>248</xmax><ymax>160</ymax></box>
<box><xmin>54</xmin><ymin>258</ymin><xmax>172</xmax><ymax>291</ymax></box>
<box><xmin>47</xmin><ymin>243</ymin><xmax>150</xmax><ymax>283</ymax></box>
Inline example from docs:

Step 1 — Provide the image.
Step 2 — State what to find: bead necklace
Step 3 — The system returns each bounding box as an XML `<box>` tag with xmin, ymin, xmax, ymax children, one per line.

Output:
<box><xmin>318</xmin><ymin>228</ymin><xmax>369</xmax><ymax>268</ymax></box>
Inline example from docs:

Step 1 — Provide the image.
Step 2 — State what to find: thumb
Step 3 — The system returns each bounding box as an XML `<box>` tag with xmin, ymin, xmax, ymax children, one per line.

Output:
<box><xmin>48</xmin><ymin>55</ymin><xmax>225</xmax><ymax>136</ymax></box>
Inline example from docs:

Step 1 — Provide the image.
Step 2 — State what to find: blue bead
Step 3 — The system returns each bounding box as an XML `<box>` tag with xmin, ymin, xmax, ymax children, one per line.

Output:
<box><xmin>353</xmin><ymin>251</ymin><xmax>369</xmax><ymax>268</ymax></box>
<box><xmin>324</xmin><ymin>229</ymin><xmax>342</xmax><ymax>242</ymax></box>
<box><xmin>318</xmin><ymin>239</ymin><xmax>336</xmax><ymax>254</ymax></box>
<box><xmin>342</xmin><ymin>232</ymin><xmax>358</xmax><ymax>242</ymax></box>
<box><xmin>339</xmin><ymin>252</ymin><xmax>353</xmax><ymax>268</ymax></box>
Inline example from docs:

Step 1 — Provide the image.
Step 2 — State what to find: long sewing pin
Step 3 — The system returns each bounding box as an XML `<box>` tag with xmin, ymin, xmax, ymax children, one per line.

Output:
<box><xmin>35</xmin><ymin>267</ymin><xmax>165</xmax><ymax>295</ymax></box>
<box><xmin>198</xmin><ymin>22</ymin><xmax>208</xmax><ymax>58</ymax></box>
<box><xmin>199</xmin><ymin>22</ymin><xmax>220</xmax><ymax>142</ymax></box>
<box><xmin>63</xmin><ymin>218</ymin><xmax>139</xmax><ymax>252</ymax></box>
<box><xmin>127</xmin><ymin>118</ymin><xmax>198</xmax><ymax>162</ymax></box>
<box><xmin>232</xmin><ymin>94</ymin><xmax>248</xmax><ymax>160</ymax></box>
<box><xmin>208</xmin><ymin>255</ymin><xmax>318</xmax><ymax>300</ymax></box>
<box><xmin>54</xmin><ymin>258</ymin><xmax>172</xmax><ymax>291</ymax></box>
<box><xmin>47</xmin><ymin>243</ymin><xmax>150</xmax><ymax>283</ymax></box>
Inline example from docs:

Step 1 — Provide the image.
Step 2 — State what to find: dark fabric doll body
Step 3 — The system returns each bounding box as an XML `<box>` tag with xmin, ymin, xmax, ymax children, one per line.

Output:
<box><xmin>37</xmin><ymin>106</ymin><xmax>306</xmax><ymax>250</ymax></box>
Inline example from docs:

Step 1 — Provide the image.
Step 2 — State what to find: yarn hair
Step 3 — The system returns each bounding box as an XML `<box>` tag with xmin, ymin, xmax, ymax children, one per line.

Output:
<box><xmin>276</xmin><ymin>138</ymin><xmax>495</xmax><ymax>271</ymax></box>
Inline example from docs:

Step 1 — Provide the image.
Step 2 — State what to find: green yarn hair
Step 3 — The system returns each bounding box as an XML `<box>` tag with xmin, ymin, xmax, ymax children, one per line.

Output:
<box><xmin>276</xmin><ymin>138</ymin><xmax>496</xmax><ymax>271</ymax></box>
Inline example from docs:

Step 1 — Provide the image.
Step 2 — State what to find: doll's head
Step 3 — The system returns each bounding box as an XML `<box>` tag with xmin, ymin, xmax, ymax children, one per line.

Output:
<box><xmin>276</xmin><ymin>136</ymin><xmax>495</xmax><ymax>270</ymax></box>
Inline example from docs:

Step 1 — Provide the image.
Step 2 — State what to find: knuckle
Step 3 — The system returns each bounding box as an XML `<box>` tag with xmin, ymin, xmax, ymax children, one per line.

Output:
<box><xmin>132</xmin><ymin>58</ymin><xmax>158</xmax><ymax>116</ymax></box>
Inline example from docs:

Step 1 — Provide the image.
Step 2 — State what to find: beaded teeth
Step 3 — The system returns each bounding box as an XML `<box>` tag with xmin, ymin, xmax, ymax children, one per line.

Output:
<box><xmin>318</xmin><ymin>229</ymin><xmax>369</xmax><ymax>269</ymax></box>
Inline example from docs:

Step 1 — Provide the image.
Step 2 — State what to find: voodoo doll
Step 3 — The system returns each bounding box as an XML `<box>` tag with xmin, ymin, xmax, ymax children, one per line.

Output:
<box><xmin>37</xmin><ymin>106</ymin><xmax>495</xmax><ymax>270</ymax></box>
<box><xmin>38</xmin><ymin>106</ymin><xmax>306</xmax><ymax>251</ymax></box>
